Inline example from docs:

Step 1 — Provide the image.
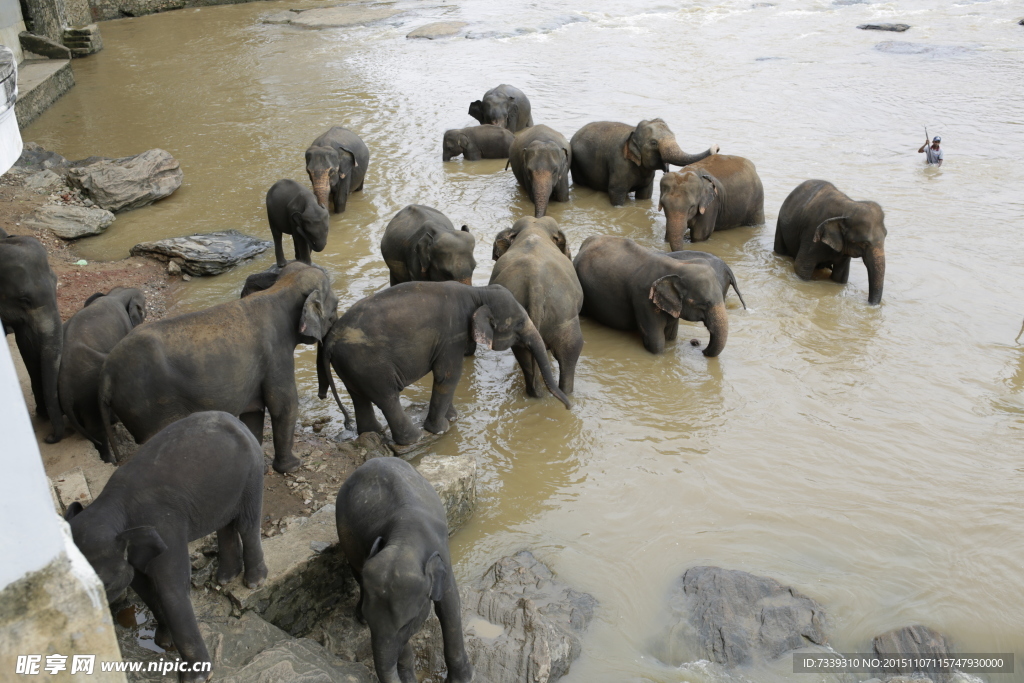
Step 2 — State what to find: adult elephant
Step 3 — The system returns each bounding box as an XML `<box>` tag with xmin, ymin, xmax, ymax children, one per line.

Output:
<box><xmin>507</xmin><ymin>125</ymin><xmax>571</xmax><ymax>218</ymax></box>
<box><xmin>774</xmin><ymin>180</ymin><xmax>887</xmax><ymax>305</ymax></box>
<box><xmin>319</xmin><ymin>281</ymin><xmax>571</xmax><ymax>446</ymax></box>
<box><xmin>99</xmin><ymin>262</ymin><xmax>338</xmax><ymax>472</ymax></box>
<box><xmin>380</xmin><ymin>205</ymin><xmax>476</xmax><ymax>286</ymax></box>
<box><xmin>574</xmin><ymin>236</ymin><xmax>728</xmax><ymax>356</ymax></box>
<box><xmin>570</xmin><ymin>119</ymin><xmax>719</xmax><ymax>207</ymax></box>
<box><xmin>468</xmin><ymin>84</ymin><xmax>533</xmax><ymax>132</ymax></box>
<box><xmin>490</xmin><ymin>217</ymin><xmax>582</xmax><ymax>394</ymax></box>
<box><xmin>0</xmin><ymin>228</ymin><xmax>64</xmax><ymax>443</ymax></box>
<box><xmin>266</xmin><ymin>179</ymin><xmax>331</xmax><ymax>268</ymax></box>
<box><xmin>666</xmin><ymin>251</ymin><xmax>747</xmax><ymax>310</ymax></box>
<box><xmin>659</xmin><ymin>154</ymin><xmax>765</xmax><ymax>248</ymax></box>
<box><xmin>305</xmin><ymin>126</ymin><xmax>370</xmax><ymax>214</ymax></box>
<box><xmin>59</xmin><ymin>287</ymin><xmax>146</xmax><ymax>462</ymax></box>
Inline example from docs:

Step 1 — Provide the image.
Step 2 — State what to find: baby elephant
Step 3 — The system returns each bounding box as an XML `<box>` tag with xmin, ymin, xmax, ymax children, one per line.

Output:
<box><xmin>59</xmin><ymin>287</ymin><xmax>146</xmax><ymax>462</ymax></box>
<box><xmin>507</xmin><ymin>124</ymin><xmax>572</xmax><ymax>218</ymax></box>
<box><xmin>266</xmin><ymin>179</ymin><xmax>331</xmax><ymax>268</ymax></box>
<box><xmin>336</xmin><ymin>457</ymin><xmax>472</xmax><ymax>683</ymax></box>
<box><xmin>380</xmin><ymin>205</ymin><xmax>476</xmax><ymax>286</ymax></box>
<box><xmin>65</xmin><ymin>411</ymin><xmax>267</xmax><ymax>683</ymax></box>
<box><xmin>442</xmin><ymin>124</ymin><xmax>514</xmax><ymax>161</ymax></box>
<box><xmin>666</xmin><ymin>251</ymin><xmax>747</xmax><ymax>310</ymax></box>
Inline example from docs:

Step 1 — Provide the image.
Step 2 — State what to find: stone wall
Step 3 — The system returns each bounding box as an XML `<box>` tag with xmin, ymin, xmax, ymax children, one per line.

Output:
<box><xmin>0</xmin><ymin>0</ymin><xmax>26</xmax><ymax>62</ymax></box>
<box><xmin>88</xmin><ymin>0</ymin><xmax>258</xmax><ymax>21</ymax></box>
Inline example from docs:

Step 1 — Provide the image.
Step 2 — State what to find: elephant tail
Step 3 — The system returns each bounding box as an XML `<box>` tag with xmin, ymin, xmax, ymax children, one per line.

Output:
<box><xmin>725</xmin><ymin>265</ymin><xmax>748</xmax><ymax>310</ymax></box>
<box><xmin>98</xmin><ymin>369</ymin><xmax>120</xmax><ymax>464</ymax></box>
<box><xmin>317</xmin><ymin>341</ymin><xmax>354</xmax><ymax>431</ymax></box>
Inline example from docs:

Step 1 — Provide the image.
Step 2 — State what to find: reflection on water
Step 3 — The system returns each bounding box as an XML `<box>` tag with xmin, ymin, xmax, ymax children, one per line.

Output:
<box><xmin>25</xmin><ymin>0</ymin><xmax>1024</xmax><ymax>679</ymax></box>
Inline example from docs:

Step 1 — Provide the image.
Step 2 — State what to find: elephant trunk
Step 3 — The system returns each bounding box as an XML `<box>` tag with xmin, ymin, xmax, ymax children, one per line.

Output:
<box><xmin>40</xmin><ymin>328</ymin><xmax>64</xmax><ymax>443</ymax></box>
<box><xmin>521</xmin><ymin>321</ymin><xmax>571</xmax><ymax>409</ymax></box>
<box><xmin>309</xmin><ymin>171</ymin><xmax>331</xmax><ymax>210</ymax></box>
<box><xmin>660</xmin><ymin>140</ymin><xmax>715</xmax><ymax>170</ymax></box>
<box><xmin>702</xmin><ymin>302</ymin><xmax>729</xmax><ymax>357</ymax></box>
<box><xmin>531</xmin><ymin>171</ymin><xmax>554</xmax><ymax>218</ymax></box>
<box><xmin>370</xmin><ymin>636</ymin><xmax>404</xmax><ymax>683</ymax></box>
<box><xmin>664</xmin><ymin>210</ymin><xmax>689</xmax><ymax>251</ymax></box>
<box><xmin>864</xmin><ymin>244</ymin><xmax>885</xmax><ymax>305</ymax></box>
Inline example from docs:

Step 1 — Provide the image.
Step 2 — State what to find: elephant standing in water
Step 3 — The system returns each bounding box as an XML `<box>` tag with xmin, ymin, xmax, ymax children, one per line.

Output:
<box><xmin>468</xmin><ymin>84</ymin><xmax>533</xmax><ymax>132</ymax></box>
<box><xmin>0</xmin><ymin>228</ymin><xmax>64</xmax><ymax>443</ymax></box>
<box><xmin>490</xmin><ymin>217</ymin><xmax>583</xmax><ymax>395</ymax></box>
<box><xmin>659</xmin><ymin>154</ymin><xmax>765</xmax><ymax>248</ymax></box>
<box><xmin>507</xmin><ymin>125</ymin><xmax>572</xmax><ymax>218</ymax></box>
<box><xmin>319</xmin><ymin>281</ymin><xmax>571</xmax><ymax>446</ymax></box>
<box><xmin>570</xmin><ymin>119</ymin><xmax>719</xmax><ymax>206</ymax></box>
<box><xmin>574</xmin><ymin>236</ymin><xmax>729</xmax><ymax>356</ymax></box>
<box><xmin>666</xmin><ymin>251</ymin><xmax>747</xmax><ymax>310</ymax></box>
<box><xmin>442</xmin><ymin>125</ymin><xmax>514</xmax><ymax>161</ymax></box>
<box><xmin>774</xmin><ymin>180</ymin><xmax>887</xmax><ymax>305</ymax></box>
<box><xmin>379</xmin><ymin>205</ymin><xmax>476</xmax><ymax>285</ymax></box>
<box><xmin>266</xmin><ymin>179</ymin><xmax>331</xmax><ymax>268</ymax></box>
<box><xmin>305</xmin><ymin>126</ymin><xmax>370</xmax><ymax>213</ymax></box>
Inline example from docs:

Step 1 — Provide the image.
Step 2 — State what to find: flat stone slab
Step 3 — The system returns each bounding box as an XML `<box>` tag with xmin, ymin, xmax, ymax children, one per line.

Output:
<box><xmin>858</xmin><ymin>23</ymin><xmax>910</xmax><ymax>32</ymax></box>
<box><xmin>130</xmin><ymin>230</ymin><xmax>271</xmax><ymax>276</ymax></box>
<box><xmin>416</xmin><ymin>454</ymin><xmax>476</xmax><ymax>535</ymax></box>
<box><xmin>407</xmin><ymin>21</ymin><xmax>468</xmax><ymax>39</ymax></box>
<box><xmin>22</xmin><ymin>169</ymin><xmax>65</xmax><ymax>190</ymax></box>
<box><xmin>24</xmin><ymin>204</ymin><xmax>116</xmax><ymax>239</ymax></box>
<box><xmin>52</xmin><ymin>466</ymin><xmax>92</xmax><ymax>510</ymax></box>
<box><xmin>285</xmin><ymin>5</ymin><xmax>403</xmax><ymax>29</ymax></box>
<box><xmin>66</xmin><ymin>149</ymin><xmax>183</xmax><ymax>213</ymax></box>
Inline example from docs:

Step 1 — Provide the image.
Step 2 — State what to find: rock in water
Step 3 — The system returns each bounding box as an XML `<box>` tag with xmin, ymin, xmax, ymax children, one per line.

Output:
<box><xmin>415</xmin><ymin>455</ymin><xmax>476</xmax><ymax>535</ymax></box>
<box><xmin>288</xmin><ymin>6</ymin><xmax>403</xmax><ymax>29</ymax></box>
<box><xmin>66</xmin><ymin>149</ymin><xmax>183</xmax><ymax>212</ymax></box>
<box><xmin>13</xmin><ymin>142</ymin><xmax>68</xmax><ymax>173</ymax></box>
<box><xmin>407</xmin><ymin>22</ymin><xmax>469</xmax><ymax>39</ymax></box>
<box><xmin>858</xmin><ymin>23</ymin><xmax>910</xmax><ymax>32</ymax></box>
<box><xmin>872</xmin><ymin>625</ymin><xmax>954</xmax><ymax>683</ymax></box>
<box><xmin>23</xmin><ymin>204</ymin><xmax>116</xmax><ymax>239</ymax></box>
<box><xmin>130</xmin><ymin>230</ymin><xmax>271</xmax><ymax>276</ymax></box>
<box><xmin>650</xmin><ymin>566</ymin><xmax>828</xmax><ymax>666</ymax></box>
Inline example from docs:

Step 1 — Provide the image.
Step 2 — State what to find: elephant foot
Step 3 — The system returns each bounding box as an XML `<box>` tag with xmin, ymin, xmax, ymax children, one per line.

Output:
<box><xmin>216</xmin><ymin>559</ymin><xmax>242</xmax><ymax>586</ymax></box>
<box><xmin>44</xmin><ymin>431</ymin><xmax>63</xmax><ymax>444</ymax></box>
<box><xmin>272</xmin><ymin>454</ymin><xmax>302</xmax><ymax>474</ymax></box>
<box><xmin>244</xmin><ymin>561</ymin><xmax>268</xmax><ymax>589</ymax></box>
<box><xmin>154</xmin><ymin>625</ymin><xmax>175</xmax><ymax>651</ymax></box>
<box><xmin>180</xmin><ymin>666</ymin><xmax>212</xmax><ymax>683</ymax></box>
<box><xmin>422</xmin><ymin>417</ymin><xmax>450</xmax><ymax>435</ymax></box>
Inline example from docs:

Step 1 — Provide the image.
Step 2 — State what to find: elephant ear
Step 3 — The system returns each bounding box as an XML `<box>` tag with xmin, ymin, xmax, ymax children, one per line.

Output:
<box><xmin>507</xmin><ymin>99</ymin><xmax>519</xmax><ymax>131</ymax></box>
<box><xmin>623</xmin><ymin>131</ymin><xmax>643</xmax><ymax>166</ymax></box>
<box><xmin>492</xmin><ymin>228</ymin><xmax>516</xmax><ymax>260</ymax></box>
<box><xmin>697</xmin><ymin>173</ymin><xmax>719</xmax><ymax>215</ymax></box>
<box><xmin>812</xmin><ymin>216</ymin><xmax>848</xmax><ymax>252</ymax></box>
<box><xmin>64</xmin><ymin>501</ymin><xmax>84</xmax><ymax>521</ymax></box>
<box><xmin>0</xmin><ymin>226</ymin><xmax>8</xmax><ymax>238</ymax></box>
<box><xmin>415</xmin><ymin>231</ymin><xmax>435</xmax><ymax>276</ymax></box>
<box><xmin>368</xmin><ymin>536</ymin><xmax>384</xmax><ymax>560</ymax></box>
<box><xmin>299</xmin><ymin>289</ymin><xmax>331</xmax><ymax>342</ymax></box>
<box><xmin>241</xmin><ymin>270</ymin><xmax>281</xmax><ymax>298</ymax></box>
<box><xmin>338</xmin><ymin>146</ymin><xmax>359</xmax><ymax>168</ymax></box>
<box><xmin>468</xmin><ymin>100</ymin><xmax>485</xmax><ymax>124</ymax></box>
<box><xmin>127</xmin><ymin>293</ymin><xmax>146</xmax><ymax>327</ymax></box>
<box><xmin>471</xmin><ymin>305</ymin><xmax>494</xmax><ymax>350</ymax></box>
<box><xmin>649</xmin><ymin>274</ymin><xmax>684</xmax><ymax>319</ymax></box>
<box><xmin>424</xmin><ymin>551</ymin><xmax>447</xmax><ymax>602</ymax></box>
<box><xmin>552</xmin><ymin>227</ymin><xmax>571</xmax><ymax>259</ymax></box>
<box><xmin>118</xmin><ymin>526</ymin><xmax>168</xmax><ymax>575</ymax></box>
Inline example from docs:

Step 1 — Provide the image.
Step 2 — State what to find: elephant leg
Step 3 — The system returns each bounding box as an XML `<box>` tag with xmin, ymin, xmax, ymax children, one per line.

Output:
<box><xmin>264</xmin><ymin>379</ymin><xmax>300</xmax><ymax>473</ymax></box>
<box><xmin>349</xmin><ymin>387</ymin><xmax>384</xmax><ymax>434</ymax></box>
<box><xmin>793</xmin><ymin>249</ymin><xmax>817</xmax><ymax>281</ymax></box>
<box><xmin>273</xmin><ymin>234</ymin><xmax>286</xmax><ymax>269</ymax></box>
<box><xmin>148</xmin><ymin>555</ymin><xmax>211</xmax><ymax>681</ymax></box>
<box><xmin>215</xmin><ymin>522</ymin><xmax>243</xmax><ymax>585</ymax></box>
<box><xmin>352</xmin><ymin>568</ymin><xmax>367</xmax><ymax>625</ymax></box>
<box><xmin>397</xmin><ymin>641</ymin><xmax>416</xmax><ymax>683</ymax></box>
<box><xmin>434</xmin><ymin>574</ymin><xmax>472</xmax><ymax>683</ymax></box>
<box><xmin>15</xmin><ymin>335</ymin><xmax>45</xmax><ymax>417</ymax></box>
<box><xmin>634</xmin><ymin>179</ymin><xmax>654</xmax><ymax>200</ymax></box>
<box><xmin>423</xmin><ymin>362</ymin><xmax>462</xmax><ymax>435</ymax></box>
<box><xmin>665</xmin><ymin>318</ymin><xmax>679</xmax><ymax>342</ymax></box>
<box><xmin>294</xmin><ymin>237</ymin><xmax>311</xmax><ymax>265</ymax></box>
<box><xmin>378</xmin><ymin>392</ymin><xmax>422</xmax><ymax>445</ymax></box>
<box><xmin>552</xmin><ymin>322</ymin><xmax>584</xmax><ymax>395</ymax></box>
<box><xmin>237</xmin><ymin>507</ymin><xmax>268</xmax><ymax>589</ymax></box>
<box><xmin>773</xmin><ymin>228</ymin><xmax>787</xmax><ymax>254</ymax></box>
<box><xmin>239</xmin><ymin>409</ymin><xmax>265</xmax><ymax>444</ymax></box>
<box><xmin>636</xmin><ymin>307</ymin><xmax>668</xmax><ymax>354</ymax></box>
<box><xmin>830</xmin><ymin>255</ymin><xmax>851</xmax><ymax>284</ymax></box>
<box><xmin>130</xmin><ymin>572</ymin><xmax>173</xmax><ymax>651</ymax></box>
<box><xmin>554</xmin><ymin>172</ymin><xmax>570</xmax><ymax>202</ymax></box>
<box><xmin>607</xmin><ymin>184</ymin><xmax>630</xmax><ymax>207</ymax></box>
<box><xmin>512</xmin><ymin>343</ymin><xmax>544</xmax><ymax>398</ymax></box>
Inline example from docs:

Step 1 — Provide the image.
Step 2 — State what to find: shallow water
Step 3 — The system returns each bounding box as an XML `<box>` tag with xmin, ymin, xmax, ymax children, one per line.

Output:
<box><xmin>25</xmin><ymin>0</ymin><xmax>1024</xmax><ymax>679</ymax></box>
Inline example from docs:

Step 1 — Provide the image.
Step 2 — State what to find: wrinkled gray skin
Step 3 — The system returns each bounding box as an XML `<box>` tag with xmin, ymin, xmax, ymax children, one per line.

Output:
<box><xmin>319</xmin><ymin>281</ymin><xmax>571</xmax><ymax>445</ymax></box>
<box><xmin>442</xmin><ymin>125</ymin><xmax>514</xmax><ymax>161</ymax></box>
<box><xmin>65</xmin><ymin>412</ymin><xmax>267</xmax><ymax>683</ymax></box>
<box><xmin>574</xmin><ymin>235</ymin><xmax>729</xmax><ymax>356</ymax></box>
<box><xmin>666</xmin><ymin>251</ymin><xmax>747</xmax><ymax>310</ymax></box>
<box><xmin>507</xmin><ymin>125</ymin><xmax>572</xmax><ymax>218</ymax></box>
<box><xmin>0</xmin><ymin>227</ymin><xmax>64</xmax><ymax>443</ymax></box>
<box><xmin>468</xmin><ymin>84</ymin><xmax>533</xmax><ymax>132</ymax></box>
<box><xmin>59</xmin><ymin>287</ymin><xmax>146</xmax><ymax>462</ymax></box>
<box><xmin>305</xmin><ymin>126</ymin><xmax>370</xmax><ymax>213</ymax></box>
<box><xmin>380</xmin><ymin>205</ymin><xmax>477</xmax><ymax>286</ymax></box>
<box><xmin>336</xmin><ymin>458</ymin><xmax>471</xmax><ymax>683</ymax></box>
<box><xmin>659</xmin><ymin>154</ymin><xmax>765</xmax><ymax>248</ymax></box>
<box><xmin>266</xmin><ymin>178</ymin><xmax>331</xmax><ymax>268</ymax></box>
<box><xmin>490</xmin><ymin>217</ymin><xmax>582</xmax><ymax>395</ymax></box>
<box><xmin>774</xmin><ymin>179</ymin><xmax>887</xmax><ymax>305</ymax></box>
<box><xmin>570</xmin><ymin>119</ymin><xmax>719</xmax><ymax>207</ymax></box>
<box><xmin>99</xmin><ymin>262</ymin><xmax>338</xmax><ymax>472</ymax></box>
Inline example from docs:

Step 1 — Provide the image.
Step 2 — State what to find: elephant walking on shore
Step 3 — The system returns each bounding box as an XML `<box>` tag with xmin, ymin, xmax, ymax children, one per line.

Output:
<box><xmin>659</xmin><ymin>154</ymin><xmax>764</xmax><ymax>248</ymax></box>
<box><xmin>490</xmin><ymin>217</ymin><xmax>583</xmax><ymax>395</ymax></box>
<box><xmin>380</xmin><ymin>205</ymin><xmax>476</xmax><ymax>286</ymax></box>
<box><xmin>468</xmin><ymin>84</ymin><xmax>533</xmax><ymax>132</ymax></box>
<box><xmin>570</xmin><ymin>119</ymin><xmax>718</xmax><ymax>207</ymax></box>
<box><xmin>507</xmin><ymin>125</ymin><xmax>572</xmax><ymax>218</ymax></box>
<box><xmin>305</xmin><ymin>126</ymin><xmax>369</xmax><ymax>213</ymax></box>
<box><xmin>774</xmin><ymin>180</ymin><xmax>887</xmax><ymax>305</ymax></box>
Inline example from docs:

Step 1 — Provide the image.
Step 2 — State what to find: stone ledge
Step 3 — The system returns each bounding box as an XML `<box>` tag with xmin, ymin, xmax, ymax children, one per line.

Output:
<box><xmin>15</xmin><ymin>58</ymin><xmax>74</xmax><ymax>128</ymax></box>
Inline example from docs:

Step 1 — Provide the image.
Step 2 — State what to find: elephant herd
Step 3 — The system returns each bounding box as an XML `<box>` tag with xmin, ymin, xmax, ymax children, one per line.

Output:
<box><xmin>0</xmin><ymin>82</ymin><xmax>892</xmax><ymax>683</ymax></box>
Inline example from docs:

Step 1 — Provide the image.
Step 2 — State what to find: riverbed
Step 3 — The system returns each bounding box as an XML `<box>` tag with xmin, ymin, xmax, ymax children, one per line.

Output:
<box><xmin>25</xmin><ymin>0</ymin><xmax>1024</xmax><ymax>679</ymax></box>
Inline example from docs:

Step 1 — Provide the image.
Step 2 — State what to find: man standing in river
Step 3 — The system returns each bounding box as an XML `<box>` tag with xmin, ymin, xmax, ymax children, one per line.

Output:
<box><xmin>919</xmin><ymin>135</ymin><xmax>943</xmax><ymax>166</ymax></box>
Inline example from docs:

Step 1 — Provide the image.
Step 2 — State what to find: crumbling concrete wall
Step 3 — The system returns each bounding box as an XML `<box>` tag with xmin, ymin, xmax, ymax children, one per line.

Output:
<box><xmin>0</xmin><ymin>0</ymin><xmax>27</xmax><ymax>62</ymax></box>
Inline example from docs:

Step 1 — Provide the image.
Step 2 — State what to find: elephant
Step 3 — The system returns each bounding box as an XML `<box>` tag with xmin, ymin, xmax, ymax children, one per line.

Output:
<box><xmin>319</xmin><ymin>281</ymin><xmax>571</xmax><ymax>446</ymax></box>
<box><xmin>65</xmin><ymin>411</ymin><xmax>267</xmax><ymax>683</ymax></box>
<box><xmin>266</xmin><ymin>178</ymin><xmax>331</xmax><ymax>268</ymax></box>
<box><xmin>774</xmin><ymin>179</ymin><xmax>887</xmax><ymax>305</ymax></box>
<box><xmin>490</xmin><ymin>217</ymin><xmax>583</xmax><ymax>395</ymax></box>
<box><xmin>380</xmin><ymin>205</ymin><xmax>476</xmax><ymax>286</ymax></box>
<box><xmin>99</xmin><ymin>261</ymin><xmax>338</xmax><ymax>473</ymax></box>
<box><xmin>570</xmin><ymin>119</ymin><xmax>719</xmax><ymax>207</ymax></box>
<box><xmin>336</xmin><ymin>457</ymin><xmax>471</xmax><ymax>683</ymax></box>
<box><xmin>442</xmin><ymin>125</ymin><xmax>515</xmax><ymax>161</ymax></box>
<box><xmin>305</xmin><ymin>126</ymin><xmax>370</xmax><ymax>213</ymax></box>
<box><xmin>573</xmin><ymin>235</ymin><xmax>729</xmax><ymax>356</ymax></box>
<box><xmin>59</xmin><ymin>287</ymin><xmax>146</xmax><ymax>462</ymax></box>
<box><xmin>0</xmin><ymin>227</ymin><xmax>64</xmax><ymax>443</ymax></box>
<box><xmin>468</xmin><ymin>84</ymin><xmax>533</xmax><ymax>132</ymax></box>
<box><xmin>507</xmin><ymin>125</ymin><xmax>572</xmax><ymax>218</ymax></box>
<box><xmin>658</xmin><ymin>154</ymin><xmax>765</xmax><ymax>247</ymax></box>
<box><xmin>666</xmin><ymin>251</ymin><xmax>747</xmax><ymax>309</ymax></box>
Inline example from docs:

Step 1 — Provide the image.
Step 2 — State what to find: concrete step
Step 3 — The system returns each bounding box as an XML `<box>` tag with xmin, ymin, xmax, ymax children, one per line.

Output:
<box><xmin>15</xmin><ymin>58</ymin><xmax>73</xmax><ymax>127</ymax></box>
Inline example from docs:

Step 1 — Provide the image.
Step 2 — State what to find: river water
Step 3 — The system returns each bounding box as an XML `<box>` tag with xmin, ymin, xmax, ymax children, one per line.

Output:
<box><xmin>25</xmin><ymin>0</ymin><xmax>1024</xmax><ymax>679</ymax></box>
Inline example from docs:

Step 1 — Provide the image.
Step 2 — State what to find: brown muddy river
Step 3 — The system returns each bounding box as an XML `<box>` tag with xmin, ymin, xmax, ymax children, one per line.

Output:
<box><xmin>25</xmin><ymin>0</ymin><xmax>1024</xmax><ymax>679</ymax></box>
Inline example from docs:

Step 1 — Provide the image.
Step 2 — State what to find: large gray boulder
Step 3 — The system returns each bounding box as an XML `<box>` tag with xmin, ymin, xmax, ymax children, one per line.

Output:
<box><xmin>67</xmin><ymin>149</ymin><xmax>183</xmax><ymax>212</ymax></box>
<box><xmin>858</xmin><ymin>23</ymin><xmax>910</xmax><ymax>32</ymax></box>
<box><xmin>24</xmin><ymin>204</ymin><xmax>115</xmax><ymax>239</ymax></box>
<box><xmin>130</xmin><ymin>230</ymin><xmax>271</xmax><ymax>276</ymax></box>
<box><xmin>415</xmin><ymin>454</ymin><xmax>476</xmax><ymax>535</ymax></box>
<box><xmin>650</xmin><ymin>566</ymin><xmax>829</xmax><ymax>667</ymax></box>
<box><xmin>872</xmin><ymin>625</ymin><xmax>954</xmax><ymax>683</ymax></box>
<box><xmin>12</xmin><ymin>141</ymin><xmax>69</xmax><ymax>173</ymax></box>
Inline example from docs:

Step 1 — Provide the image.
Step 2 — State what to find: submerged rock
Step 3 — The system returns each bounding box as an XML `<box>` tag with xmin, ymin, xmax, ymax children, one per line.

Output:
<box><xmin>130</xmin><ymin>230</ymin><xmax>271</xmax><ymax>276</ymax></box>
<box><xmin>407</xmin><ymin>21</ymin><xmax>469</xmax><ymax>39</ymax></box>
<box><xmin>649</xmin><ymin>566</ymin><xmax>829</xmax><ymax>667</ymax></box>
<box><xmin>287</xmin><ymin>6</ymin><xmax>402</xmax><ymax>29</ymax></box>
<box><xmin>12</xmin><ymin>142</ymin><xmax>69</xmax><ymax>173</ymax></box>
<box><xmin>24</xmin><ymin>204</ymin><xmax>115</xmax><ymax>239</ymax></box>
<box><xmin>415</xmin><ymin>455</ymin><xmax>476</xmax><ymax>535</ymax></box>
<box><xmin>66</xmin><ymin>149</ymin><xmax>183</xmax><ymax>213</ymax></box>
<box><xmin>874</xmin><ymin>41</ymin><xmax>971</xmax><ymax>56</ymax></box>
<box><xmin>859</xmin><ymin>23</ymin><xmax>910</xmax><ymax>32</ymax></box>
<box><xmin>872</xmin><ymin>625</ymin><xmax>954</xmax><ymax>683</ymax></box>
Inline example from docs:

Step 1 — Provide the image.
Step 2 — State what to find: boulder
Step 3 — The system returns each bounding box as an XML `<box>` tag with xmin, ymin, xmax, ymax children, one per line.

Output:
<box><xmin>66</xmin><ymin>149</ymin><xmax>183</xmax><ymax>212</ymax></box>
<box><xmin>407</xmin><ymin>22</ymin><xmax>469</xmax><ymax>39</ymax></box>
<box><xmin>650</xmin><ymin>566</ymin><xmax>828</xmax><ymax>667</ymax></box>
<box><xmin>859</xmin><ymin>23</ymin><xmax>910</xmax><ymax>32</ymax></box>
<box><xmin>13</xmin><ymin>141</ymin><xmax>68</xmax><ymax>173</ymax></box>
<box><xmin>218</xmin><ymin>637</ymin><xmax>370</xmax><ymax>683</ymax></box>
<box><xmin>22</xmin><ymin>169</ymin><xmax>65</xmax><ymax>191</ymax></box>
<box><xmin>872</xmin><ymin>625</ymin><xmax>954</xmax><ymax>683</ymax></box>
<box><xmin>289</xmin><ymin>6</ymin><xmax>403</xmax><ymax>29</ymax></box>
<box><xmin>23</xmin><ymin>204</ymin><xmax>115</xmax><ymax>239</ymax></box>
<box><xmin>416</xmin><ymin>454</ymin><xmax>476</xmax><ymax>535</ymax></box>
<box><xmin>130</xmin><ymin>230</ymin><xmax>271</xmax><ymax>276</ymax></box>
